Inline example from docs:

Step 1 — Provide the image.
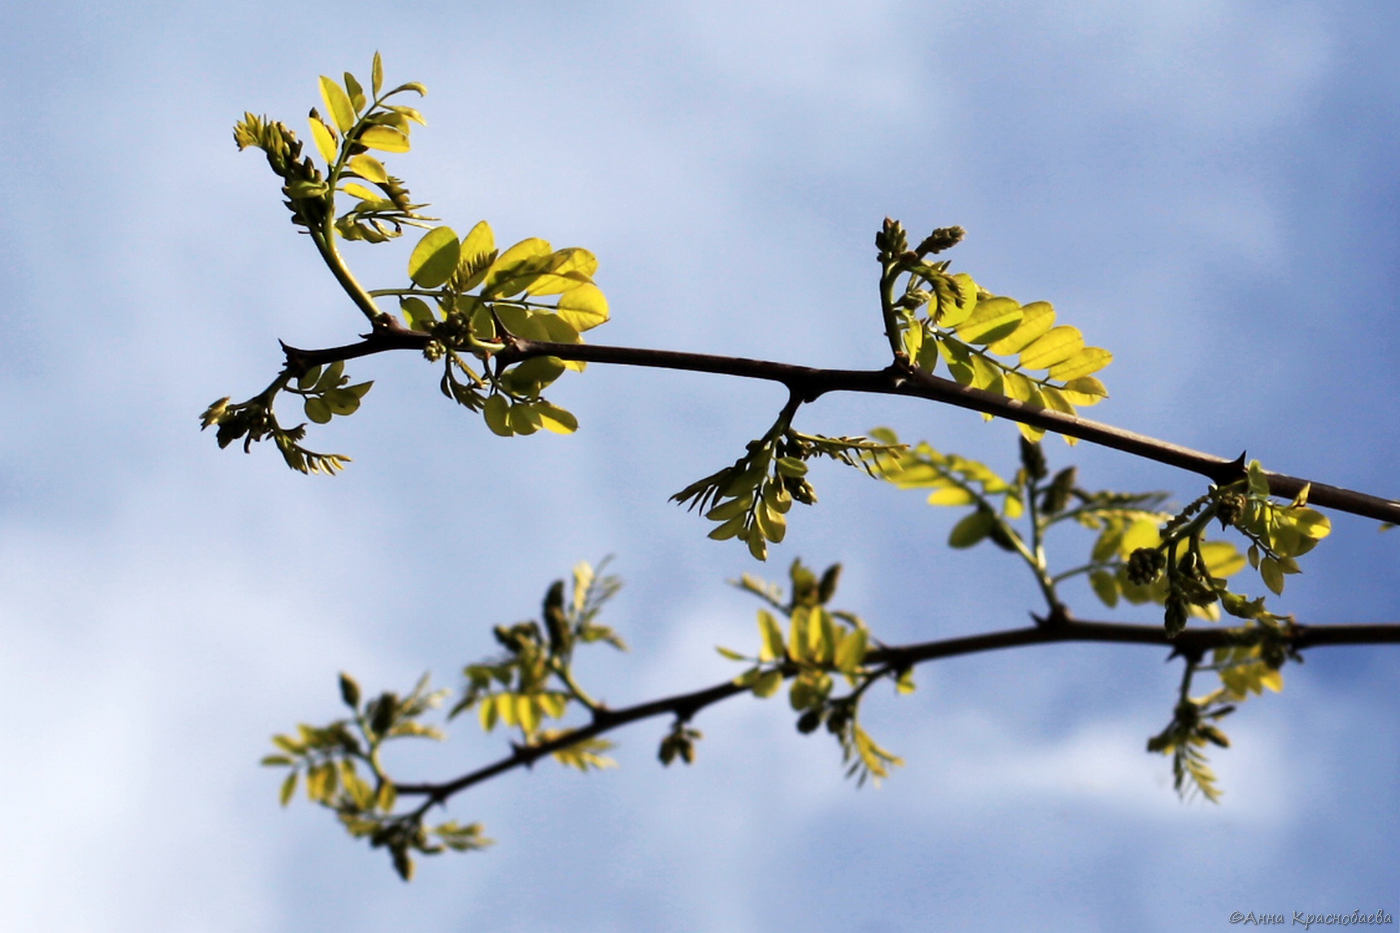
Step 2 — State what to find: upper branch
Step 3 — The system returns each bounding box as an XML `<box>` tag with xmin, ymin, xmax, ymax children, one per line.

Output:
<box><xmin>277</xmin><ymin>330</ymin><xmax>1400</xmax><ymax>525</ymax></box>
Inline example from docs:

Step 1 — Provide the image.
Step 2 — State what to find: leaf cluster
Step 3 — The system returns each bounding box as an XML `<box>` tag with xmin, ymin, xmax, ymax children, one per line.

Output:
<box><xmin>877</xmin><ymin>218</ymin><xmax>1111</xmax><ymax>442</ymax></box>
<box><xmin>261</xmin><ymin>673</ymin><xmax>487</xmax><ymax>880</ymax></box>
<box><xmin>723</xmin><ymin>559</ymin><xmax>908</xmax><ymax>786</ymax></box>
<box><xmin>672</xmin><ymin>428</ymin><xmax>904</xmax><ymax>561</ymax></box>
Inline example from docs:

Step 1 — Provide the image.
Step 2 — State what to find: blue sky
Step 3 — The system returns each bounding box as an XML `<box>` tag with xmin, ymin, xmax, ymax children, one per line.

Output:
<box><xmin>2</xmin><ymin>1</ymin><xmax>1397</xmax><ymax>930</ymax></box>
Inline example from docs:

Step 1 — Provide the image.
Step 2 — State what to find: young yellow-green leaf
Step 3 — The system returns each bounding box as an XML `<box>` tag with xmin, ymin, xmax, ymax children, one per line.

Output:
<box><xmin>1120</xmin><ymin>517</ymin><xmax>1161</xmax><ymax>555</ymax></box>
<box><xmin>948</xmin><ymin>509</ymin><xmax>996</xmax><ymax>548</ymax></box>
<box><xmin>1089</xmin><ymin>569</ymin><xmax>1119</xmax><ymax>607</ymax></box>
<box><xmin>455</xmin><ymin>220</ymin><xmax>497</xmax><ymax>290</ymax></box>
<box><xmin>716</xmin><ymin>645</ymin><xmax>748</xmax><ymax>661</ymax></box>
<box><xmin>478</xmin><ymin>694</ymin><xmax>500</xmax><ymax>731</ymax></box>
<box><xmin>319</xmin><ymin>76</ymin><xmax>357</xmax><ymax>133</ymax></box>
<box><xmin>536</xmin><ymin>403</ymin><xmax>578</xmax><ymax>434</ymax></box>
<box><xmin>308</xmin><ymin>115</ymin><xmax>338</xmax><ymax>164</ymax></box>
<box><xmin>408</xmin><ymin>226</ymin><xmax>460</xmax><ymax>288</ymax></box>
<box><xmin>758</xmin><ymin>609</ymin><xmax>785</xmax><ymax>662</ymax></box>
<box><xmin>347</xmin><ymin>153</ymin><xmax>388</xmax><ymax>184</ymax></box>
<box><xmin>387</xmin><ymin>104</ymin><xmax>427</xmax><ymax>126</ymax></box>
<box><xmin>516</xmin><ymin>695</ymin><xmax>539</xmax><ymax>734</ymax></box>
<box><xmin>902</xmin><ymin>319</ymin><xmax>924</xmax><ymax>360</ymax></box>
<box><xmin>753</xmin><ymin>501</ymin><xmax>787</xmax><ymax>543</ymax></box>
<box><xmin>537</xmin><ymin>312</ymin><xmax>582</xmax><ymax>346</ymax></box>
<box><xmin>503</xmin><ymin>356</ymin><xmax>566</xmax><ymax>396</ymax></box>
<box><xmin>304</xmin><ymin>396</ymin><xmax>332</xmax><ymax>424</ymax></box>
<box><xmin>936</xmin><ymin>338</ymin><xmax>975</xmax><ymax>386</ymax></box>
<box><xmin>1061</xmin><ymin>376</ymin><xmax>1109</xmax><ymax>405</ymax></box>
<box><xmin>357</xmin><ymin>125</ymin><xmax>410</xmax><ymax>153</ymax></box>
<box><xmin>400</xmin><ymin>296</ymin><xmax>436</xmax><ymax>330</ymax></box>
<box><xmin>483</xmin><ymin>238</ymin><xmax>553</xmax><ymax>297</ymax></box>
<box><xmin>557</xmin><ymin>283</ymin><xmax>610</xmax><ymax>332</ymax></box>
<box><xmin>956</xmin><ymin>296</ymin><xmax>1023</xmax><ymax>345</ymax></box>
<box><xmin>933</xmin><ymin>273</ymin><xmax>979</xmax><ymax>328</ymax></box>
<box><xmin>752</xmin><ymin>668</ymin><xmax>784</xmax><ymax>698</ymax></box>
<box><xmin>1200</xmin><ymin>541</ymin><xmax>1246</xmax><ymax>577</ymax></box>
<box><xmin>1019</xmin><ymin>326</ymin><xmax>1085</xmax><ymax>370</ymax></box>
<box><xmin>524</xmin><ymin>248</ymin><xmax>599</xmax><ymax>296</ymax></box>
<box><xmin>483</xmin><ymin>394</ymin><xmax>513</xmax><ymax>436</ymax></box>
<box><xmin>1289</xmin><ymin>507</ymin><xmax>1331</xmax><ymax>540</ymax></box>
<box><xmin>987</xmin><ymin>300</ymin><xmax>1055</xmax><ymax>355</ymax></box>
<box><xmin>834</xmin><ymin>627</ymin><xmax>868</xmax><ymax>672</ymax></box>
<box><xmin>323</xmin><ymin>388</ymin><xmax>361</xmax><ymax>416</ymax></box>
<box><xmin>279</xmin><ymin>770</ymin><xmax>298</xmax><ymax>807</ymax></box>
<box><xmin>708</xmin><ymin>515</ymin><xmax>747</xmax><ymax>541</ymax></box>
<box><xmin>371</xmin><ymin>52</ymin><xmax>383</xmax><ymax>96</ymax></box>
<box><xmin>340</xmin><ymin>182</ymin><xmax>378</xmax><ymax>201</ymax></box>
<box><xmin>967</xmin><ymin>354</ymin><xmax>1003</xmax><ymax>395</ymax></box>
<box><xmin>1260</xmin><ymin>556</ymin><xmax>1286</xmax><ymax>595</ymax></box>
<box><xmin>1049</xmin><ymin>347</ymin><xmax>1113</xmax><ymax>381</ymax></box>
<box><xmin>788</xmin><ymin>607</ymin><xmax>811</xmax><ymax>660</ymax></box>
<box><xmin>895</xmin><ymin>667</ymin><xmax>916</xmax><ymax>694</ymax></box>
<box><xmin>343</xmin><ymin>72</ymin><xmax>366</xmax><ymax>114</ymax></box>
<box><xmin>927</xmin><ymin>486</ymin><xmax>976</xmax><ymax>506</ymax></box>
<box><xmin>507</xmin><ymin>402</ymin><xmax>542</xmax><ymax>435</ymax></box>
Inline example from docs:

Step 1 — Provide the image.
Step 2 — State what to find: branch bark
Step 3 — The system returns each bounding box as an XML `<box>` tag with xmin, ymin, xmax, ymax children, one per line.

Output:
<box><xmin>392</xmin><ymin>616</ymin><xmax>1400</xmax><ymax>805</ymax></box>
<box><xmin>278</xmin><ymin>329</ymin><xmax>1400</xmax><ymax>525</ymax></box>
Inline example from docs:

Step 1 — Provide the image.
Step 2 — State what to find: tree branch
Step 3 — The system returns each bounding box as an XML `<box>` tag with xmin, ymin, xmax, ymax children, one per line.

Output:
<box><xmin>392</xmin><ymin>617</ymin><xmax>1400</xmax><ymax>804</ymax></box>
<box><xmin>277</xmin><ymin>330</ymin><xmax>1400</xmax><ymax>525</ymax></box>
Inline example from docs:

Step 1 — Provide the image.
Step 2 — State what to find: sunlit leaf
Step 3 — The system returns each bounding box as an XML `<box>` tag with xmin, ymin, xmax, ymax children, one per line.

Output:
<box><xmin>347</xmin><ymin>154</ymin><xmax>388</xmax><ymax>183</ymax></box>
<box><xmin>1019</xmin><ymin>326</ymin><xmax>1085</xmax><ymax>370</ymax></box>
<box><xmin>358</xmin><ymin>125</ymin><xmax>410</xmax><ymax>152</ymax></box>
<box><xmin>483</xmin><ymin>238</ymin><xmax>553</xmax><ymax>297</ymax></box>
<box><xmin>536</xmin><ymin>403</ymin><xmax>578</xmax><ymax>434</ymax></box>
<box><xmin>554</xmin><ymin>282</ymin><xmax>610</xmax><ymax>334</ymax></box>
<box><xmin>927</xmin><ymin>487</ymin><xmax>975</xmax><ymax>506</ymax></box>
<box><xmin>987</xmin><ymin>300</ymin><xmax>1055</xmax><ymax>355</ymax></box>
<box><xmin>309</xmin><ymin>115</ymin><xmax>338</xmax><ymax>164</ymax></box>
<box><xmin>408</xmin><ymin>226</ymin><xmax>460</xmax><ymax>288</ymax></box>
<box><xmin>955</xmin><ymin>296</ymin><xmax>1022</xmax><ymax>345</ymax></box>
<box><xmin>1049</xmin><ymin>347</ymin><xmax>1113</xmax><ymax>381</ymax></box>
<box><xmin>948</xmin><ymin>509</ymin><xmax>995</xmax><ymax>548</ymax></box>
<box><xmin>319</xmin><ymin>76</ymin><xmax>357</xmax><ymax>133</ymax></box>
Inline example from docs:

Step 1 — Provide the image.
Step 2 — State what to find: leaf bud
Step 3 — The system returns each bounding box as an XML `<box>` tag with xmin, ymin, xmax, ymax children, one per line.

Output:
<box><xmin>339</xmin><ymin>672</ymin><xmax>362</xmax><ymax>709</ymax></box>
<box><xmin>817</xmin><ymin>564</ymin><xmax>842</xmax><ymax>604</ymax></box>
<box><xmin>1164</xmin><ymin>594</ymin><xmax>1189</xmax><ymax>637</ymax></box>
<box><xmin>1213</xmin><ymin>491</ymin><xmax>1246</xmax><ymax>529</ymax></box>
<box><xmin>1018</xmin><ymin>437</ymin><xmax>1048</xmax><ymax>481</ymax></box>
<box><xmin>796</xmin><ymin>709</ymin><xmax>824</xmax><ymax>734</ymax></box>
<box><xmin>1127</xmin><ymin>547</ymin><xmax>1165</xmax><ymax>585</ymax></box>
<box><xmin>1041</xmin><ymin>467</ymin><xmax>1077</xmax><ymax>515</ymax></box>
<box><xmin>370</xmin><ymin>692</ymin><xmax>399</xmax><ymax>737</ymax></box>
<box><xmin>914</xmin><ymin>226</ymin><xmax>966</xmax><ymax>257</ymax></box>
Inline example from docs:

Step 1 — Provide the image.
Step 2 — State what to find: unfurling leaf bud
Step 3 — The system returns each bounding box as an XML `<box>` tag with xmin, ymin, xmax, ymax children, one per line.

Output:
<box><xmin>543</xmin><ymin>580</ymin><xmax>572</xmax><ymax>656</ymax></box>
<box><xmin>370</xmin><ymin>692</ymin><xmax>398</xmax><ymax>737</ymax></box>
<box><xmin>1164</xmin><ymin>594</ymin><xmax>1189</xmax><ymax>637</ymax></box>
<box><xmin>339</xmin><ymin>672</ymin><xmax>362</xmax><ymax>709</ymax></box>
<box><xmin>914</xmin><ymin>226</ymin><xmax>965</xmax><ymax>257</ymax></box>
<box><xmin>1018</xmin><ymin>437</ymin><xmax>1048</xmax><ymax>481</ymax></box>
<box><xmin>1041</xmin><ymin>467</ymin><xmax>1077</xmax><ymax>515</ymax></box>
<box><xmin>817</xmin><ymin>564</ymin><xmax>842</xmax><ymax>604</ymax></box>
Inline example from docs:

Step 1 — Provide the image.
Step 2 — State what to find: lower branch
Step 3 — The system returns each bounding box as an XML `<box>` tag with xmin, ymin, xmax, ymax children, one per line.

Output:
<box><xmin>392</xmin><ymin>617</ymin><xmax>1399</xmax><ymax>804</ymax></box>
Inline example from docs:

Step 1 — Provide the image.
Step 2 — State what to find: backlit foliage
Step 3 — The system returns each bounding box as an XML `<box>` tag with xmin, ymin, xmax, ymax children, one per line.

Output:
<box><xmin>213</xmin><ymin>57</ymin><xmax>1370</xmax><ymax>877</ymax></box>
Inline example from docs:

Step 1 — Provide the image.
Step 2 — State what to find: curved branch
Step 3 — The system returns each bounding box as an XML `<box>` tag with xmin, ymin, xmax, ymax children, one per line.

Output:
<box><xmin>392</xmin><ymin>617</ymin><xmax>1400</xmax><ymax>804</ymax></box>
<box><xmin>274</xmin><ymin>330</ymin><xmax>1400</xmax><ymax>524</ymax></box>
